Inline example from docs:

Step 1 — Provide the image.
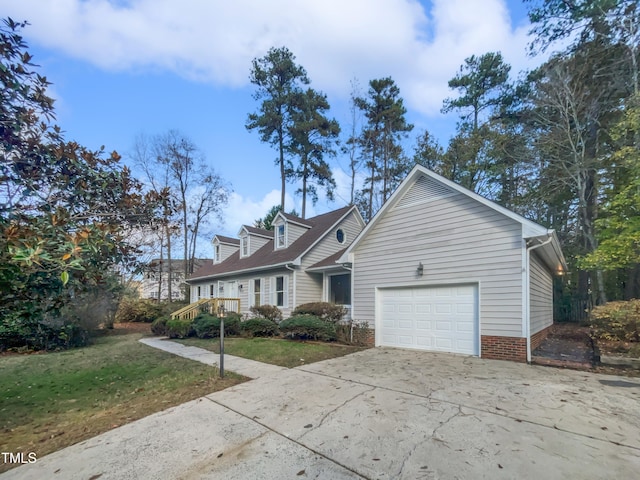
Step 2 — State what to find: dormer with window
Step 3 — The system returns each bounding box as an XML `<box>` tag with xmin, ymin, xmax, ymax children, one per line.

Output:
<box><xmin>238</xmin><ymin>226</ymin><xmax>273</xmax><ymax>257</ymax></box>
<box><xmin>212</xmin><ymin>235</ymin><xmax>240</xmax><ymax>264</ymax></box>
<box><xmin>273</xmin><ymin>212</ymin><xmax>312</xmax><ymax>250</ymax></box>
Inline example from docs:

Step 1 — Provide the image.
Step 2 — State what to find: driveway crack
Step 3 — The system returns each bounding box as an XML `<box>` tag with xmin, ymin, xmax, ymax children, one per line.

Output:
<box><xmin>298</xmin><ymin>386</ymin><xmax>377</xmax><ymax>440</ymax></box>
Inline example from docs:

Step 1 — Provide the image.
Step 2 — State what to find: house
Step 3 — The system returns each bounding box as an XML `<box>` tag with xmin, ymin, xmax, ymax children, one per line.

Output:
<box><xmin>141</xmin><ymin>258</ymin><xmax>211</xmax><ymax>300</ymax></box>
<box><xmin>338</xmin><ymin>165</ymin><xmax>567</xmax><ymax>363</ymax></box>
<box><xmin>187</xmin><ymin>205</ymin><xmax>366</xmax><ymax>317</ymax></box>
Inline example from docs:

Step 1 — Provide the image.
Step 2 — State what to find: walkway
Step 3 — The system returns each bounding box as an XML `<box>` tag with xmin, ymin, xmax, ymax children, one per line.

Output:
<box><xmin>138</xmin><ymin>337</ymin><xmax>287</xmax><ymax>378</ymax></box>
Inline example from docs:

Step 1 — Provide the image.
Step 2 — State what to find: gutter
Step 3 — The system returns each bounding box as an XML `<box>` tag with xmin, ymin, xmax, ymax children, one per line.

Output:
<box><xmin>524</xmin><ymin>234</ymin><xmax>554</xmax><ymax>363</ymax></box>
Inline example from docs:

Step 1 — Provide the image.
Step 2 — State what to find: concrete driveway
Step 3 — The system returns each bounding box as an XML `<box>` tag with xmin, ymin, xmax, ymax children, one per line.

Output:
<box><xmin>3</xmin><ymin>348</ymin><xmax>639</xmax><ymax>479</ymax></box>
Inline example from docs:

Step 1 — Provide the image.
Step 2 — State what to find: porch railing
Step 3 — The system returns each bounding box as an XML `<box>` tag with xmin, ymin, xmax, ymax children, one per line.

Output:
<box><xmin>171</xmin><ymin>298</ymin><xmax>241</xmax><ymax>321</ymax></box>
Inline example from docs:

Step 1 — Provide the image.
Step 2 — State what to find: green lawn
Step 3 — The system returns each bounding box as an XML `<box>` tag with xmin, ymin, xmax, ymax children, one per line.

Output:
<box><xmin>175</xmin><ymin>337</ymin><xmax>368</xmax><ymax>368</ymax></box>
<box><xmin>0</xmin><ymin>329</ymin><xmax>246</xmax><ymax>473</ymax></box>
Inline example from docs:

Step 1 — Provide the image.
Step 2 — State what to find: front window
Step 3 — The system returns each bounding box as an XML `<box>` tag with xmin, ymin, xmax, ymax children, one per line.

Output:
<box><xmin>275</xmin><ymin>276</ymin><xmax>285</xmax><ymax>307</ymax></box>
<box><xmin>253</xmin><ymin>278</ymin><xmax>261</xmax><ymax>307</ymax></box>
<box><xmin>329</xmin><ymin>273</ymin><xmax>351</xmax><ymax>305</ymax></box>
<box><xmin>197</xmin><ymin>286</ymin><xmax>202</xmax><ymax>299</ymax></box>
<box><xmin>241</xmin><ymin>236</ymin><xmax>248</xmax><ymax>257</ymax></box>
<box><xmin>210</xmin><ymin>284</ymin><xmax>215</xmax><ymax>298</ymax></box>
<box><xmin>276</xmin><ymin>224</ymin><xmax>286</xmax><ymax>248</ymax></box>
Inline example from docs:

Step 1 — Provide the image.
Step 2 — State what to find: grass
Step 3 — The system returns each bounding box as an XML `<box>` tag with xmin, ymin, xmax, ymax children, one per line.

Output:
<box><xmin>0</xmin><ymin>329</ymin><xmax>246</xmax><ymax>473</ymax></box>
<box><xmin>175</xmin><ymin>336</ymin><xmax>368</xmax><ymax>368</ymax></box>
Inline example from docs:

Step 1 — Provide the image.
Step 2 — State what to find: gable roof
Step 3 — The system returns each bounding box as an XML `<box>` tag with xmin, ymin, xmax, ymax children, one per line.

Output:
<box><xmin>339</xmin><ymin>165</ymin><xmax>567</xmax><ymax>271</ymax></box>
<box><xmin>240</xmin><ymin>226</ymin><xmax>274</xmax><ymax>238</ymax></box>
<box><xmin>213</xmin><ymin>235</ymin><xmax>240</xmax><ymax>246</ymax></box>
<box><xmin>189</xmin><ymin>205</ymin><xmax>359</xmax><ymax>281</ymax></box>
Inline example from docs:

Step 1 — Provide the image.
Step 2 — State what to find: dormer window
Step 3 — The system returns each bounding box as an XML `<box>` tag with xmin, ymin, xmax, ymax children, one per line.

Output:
<box><xmin>214</xmin><ymin>244</ymin><xmax>220</xmax><ymax>263</ymax></box>
<box><xmin>240</xmin><ymin>235</ymin><xmax>248</xmax><ymax>257</ymax></box>
<box><xmin>276</xmin><ymin>224</ymin><xmax>286</xmax><ymax>248</ymax></box>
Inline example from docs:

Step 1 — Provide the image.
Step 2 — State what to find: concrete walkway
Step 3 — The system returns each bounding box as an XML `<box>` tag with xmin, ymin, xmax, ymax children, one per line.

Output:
<box><xmin>138</xmin><ymin>337</ymin><xmax>287</xmax><ymax>378</ymax></box>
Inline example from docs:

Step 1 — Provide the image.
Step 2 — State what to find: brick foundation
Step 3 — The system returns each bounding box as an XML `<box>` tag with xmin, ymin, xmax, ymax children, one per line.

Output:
<box><xmin>481</xmin><ymin>335</ymin><xmax>527</xmax><ymax>363</ymax></box>
<box><xmin>530</xmin><ymin>324</ymin><xmax>553</xmax><ymax>352</ymax></box>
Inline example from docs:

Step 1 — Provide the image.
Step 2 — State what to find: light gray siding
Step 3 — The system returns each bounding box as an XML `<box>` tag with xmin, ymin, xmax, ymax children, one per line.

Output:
<box><xmin>217</xmin><ymin>243</ymin><xmax>238</xmax><ymax>263</ymax></box>
<box><xmin>352</xmin><ymin>187</ymin><xmax>524</xmax><ymax>337</ymax></box>
<box><xmin>249</xmin><ymin>235</ymin><xmax>270</xmax><ymax>255</ymax></box>
<box><xmin>296</xmin><ymin>210</ymin><xmax>364</xmax><ymax>305</ymax></box>
<box><xmin>189</xmin><ymin>269</ymin><xmax>293</xmax><ymax>317</ymax></box>
<box><xmin>530</xmin><ymin>252</ymin><xmax>553</xmax><ymax>334</ymax></box>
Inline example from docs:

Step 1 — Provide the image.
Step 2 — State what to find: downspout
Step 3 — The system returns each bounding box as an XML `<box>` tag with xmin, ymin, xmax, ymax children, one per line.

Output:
<box><xmin>525</xmin><ymin>234</ymin><xmax>553</xmax><ymax>363</ymax></box>
<box><xmin>285</xmin><ymin>264</ymin><xmax>296</xmax><ymax>311</ymax></box>
<box><xmin>340</xmin><ymin>263</ymin><xmax>354</xmax><ymax>342</ymax></box>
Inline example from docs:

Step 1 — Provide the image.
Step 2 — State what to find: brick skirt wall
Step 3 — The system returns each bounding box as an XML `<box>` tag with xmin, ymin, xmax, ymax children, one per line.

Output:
<box><xmin>481</xmin><ymin>335</ymin><xmax>527</xmax><ymax>363</ymax></box>
<box><xmin>530</xmin><ymin>325</ymin><xmax>553</xmax><ymax>352</ymax></box>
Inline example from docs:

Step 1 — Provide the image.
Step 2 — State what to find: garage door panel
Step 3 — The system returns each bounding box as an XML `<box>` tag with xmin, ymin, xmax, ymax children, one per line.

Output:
<box><xmin>379</xmin><ymin>284</ymin><xmax>478</xmax><ymax>355</ymax></box>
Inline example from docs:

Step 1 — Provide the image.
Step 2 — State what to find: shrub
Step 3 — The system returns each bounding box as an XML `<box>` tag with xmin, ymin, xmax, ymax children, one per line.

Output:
<box><xmin>279</xmin><ymin>314</ymin><xmax>336</xmax><ymax>341</ymax></box>
<box><xmin>292</xmin><ymin>302</ymin><xmax>346</xmax><ymax>324</ymax></box>
<box><xmin>336</xmin><ymin>320</ymin><xmax>371</xmax><ymax>346</ymax></box>
<box><xmin>166</xmin><ymin>319</ymin><xmax>193</xmax><ymax>339</ymax></box>
<box><xmin>115</xmin><ymin>298</ymin><xmax>163</xmax><ymax>323</ymax></box>
<box><xmin>0</xmin><ymin>314</ymin><xmax>90</xmax><ymax>352</ymax></box>
<box><xmin>590</xmin><ymin>300</ymin><xmax>640</xmax><ymax>342</ymax></box>
<box><xmin>241</xmin><ymin>318</ymin><xmax>279</xmax><ymax>337</ymax></box>
<box><xmin>250</xmin><ymin>305</ymin><xmax>283</xmax><ymax>323</ymax></box>
<box><xmin>151</xmin><ymin>316</ymin><xmax>170</xmax><ymax>336</ymax></box>
<box><xmin>192</xmin><ymin>314</ymin><xmax>240</xmax><ymax>338</ymax></box>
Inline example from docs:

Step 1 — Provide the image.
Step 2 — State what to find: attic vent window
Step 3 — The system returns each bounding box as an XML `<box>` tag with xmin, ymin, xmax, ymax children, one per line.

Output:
<box><xmin>396</xmin><ymin>175</ymin><xmax>456</xmax><ymax>209</ymax></box>
<box><xmin>336</xmin><ymin>229</ymin><xmax>345</xmax><ymax>244</ymax></box>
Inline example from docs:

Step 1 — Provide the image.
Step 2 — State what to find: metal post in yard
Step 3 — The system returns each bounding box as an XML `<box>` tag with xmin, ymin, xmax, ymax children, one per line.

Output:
<box><xmin>218</xmin><ymin>304</ymin><xmax>225</xmax><ymax>378</ymax></box>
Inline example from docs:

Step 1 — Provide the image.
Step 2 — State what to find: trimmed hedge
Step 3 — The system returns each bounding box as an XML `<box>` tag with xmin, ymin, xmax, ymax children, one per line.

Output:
<box><xmin>250</xmin><ymin>305</ymin><xmax>283</xmax><ymax>323</ymax></box>
<box><xmin>241</xmin><ymin>318</ymin><xmax>279</xmax><ymax>337</ymax></box>
<box><xmin>590</xmin><ymin>300</ymin><xmax>640</xmax><ymax>342</ymax></box>
<box><xmin>166</xmin><ymin>319</ymin><xmax>193</xmax><ymax>339</ymax></box>
<box><xmin>292</xmin><ymin>302</ymin><xmax>346</xmax><ymax>324</ymax></box>
<box><xmin>279</xmin><ymin>314</ymin><xmax>336</xmax><ymax>341</ymax></box>
<box><xmin>150</xmin><ymin>316</ymin><xmax>170</xmax><ymax>336</ymax></box>
<box><xmin>192</xmin><ymin>314</ymin><xmax>240</xmax><ymax>338</ymax></box>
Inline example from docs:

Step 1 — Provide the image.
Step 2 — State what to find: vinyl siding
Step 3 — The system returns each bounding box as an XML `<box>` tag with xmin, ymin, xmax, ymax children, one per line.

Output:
<box><xmin>530</xmin><ymin>251</ymin><xmax>553</xmax><ymax>334</ymax></box>
<box><xmin>188</xmin><ymin>269</ymin><xmax>293</xmax><ymax>317</ymax></box>
<box><xmin>352</xmin><ymin>190</ymin><xmax>524</xmax><ymax>337</ymax></box>
<box><xmin>217</xmin><ymin>243</ymin><xmax>239</xmax><ymax>263</ymax></box>
<box><xmin>249</xmin><ymin>235</ymin><xmax>270</xmax><ymax>255</ymax></box>
<box><xmin>296</xmin><ymin>211</ymin><xmax>364</xmax><ymax>305</ymax></box>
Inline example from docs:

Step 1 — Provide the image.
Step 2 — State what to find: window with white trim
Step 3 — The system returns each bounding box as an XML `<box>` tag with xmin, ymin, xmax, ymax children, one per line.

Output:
<box><xmin>249</xmin><ymin>278</ymin><xmax>262</xmax><ymax>307</ymax></box>
<box><xmin>240</xmin><ymin>235</ymin><xmax>248</xmax><ymax>257</ymax></box>
<box><xmin>214</xmin><ymin>244</ymin><xmax>220</xmax><ymax>263</ymax></box>
<box><xmin>210</xmin><ymin>284</ymin><xmax>216</xmax><ymax>298</ymax></box>
<box><xmin>217</xmin><ymin>281</ymin><xmax>225</xmax><ymax>297</ymax></box>
<box><xmin>272</xmin><ymin>275</ymin><xmax>288</xmax><ymax>307</ymax></box>
<box><xmin>197</xmin><ymin>285</ymin><xmax>202</xmax><ymax>299</ymax></box>
<box><xmin>276</xmin><ymin>224</ymin><xmax>286</xmax><ymax>249</ymax></box>
<box><xmin>329</xmin><ymin>273</ymin><xmax>351</xmax><ymax>305</ymax></box>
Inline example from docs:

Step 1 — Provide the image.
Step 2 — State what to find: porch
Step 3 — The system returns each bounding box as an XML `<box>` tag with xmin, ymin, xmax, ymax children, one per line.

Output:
<box><xmin>171</xmin><ymin>298</ymin><xmax>241</xmax><ymax>321</ymax></box>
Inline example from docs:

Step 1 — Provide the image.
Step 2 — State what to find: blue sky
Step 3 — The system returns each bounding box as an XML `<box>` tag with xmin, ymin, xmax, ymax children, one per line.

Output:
<box><xmin>2</xmin><ymin>0</ymin><xmax>547</xmax><ymax>247</ymax></box>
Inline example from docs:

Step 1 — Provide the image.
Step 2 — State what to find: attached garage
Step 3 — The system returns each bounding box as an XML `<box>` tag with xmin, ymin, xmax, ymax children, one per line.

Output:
<box><xmin>339</xmin><ymin>165</ymin><xmax>567</xmax><ymax>363</ymax></box>
<box><xmin>378</xmin><ymin>285</ymin><xmax>478</xmax><ymax>355</ymax></box>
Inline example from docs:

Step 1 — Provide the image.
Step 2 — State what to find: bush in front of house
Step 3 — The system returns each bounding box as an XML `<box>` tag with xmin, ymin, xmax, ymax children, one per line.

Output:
<box><xmin>115</xmin><ymin>298</ymin><xmax>163</xmax><ymax>323</ymax></box>
<box><xmin>335</xmin><ymin>320</ymin><xmax>371</xmax><ymax>346</ymax></box>
<box><xmin>151</xmin><ymin>316</ymin><xmax>170</xmax><ymax>336</ymax></box>
<box><xmin>250</xmin><ymin>305</ymin><xmax>283</xmax><ymax>323</ymax></box>
<box><xmin>166</xmin><ymin>319</ymin><xmax>193</xmax><ymax>339</ymax></box>
<box><xmin>241</xmin><ymin>318</ymin><xmax>279</xmax><ymax>337</ymax></box>
<box><xmin>590</xmin><ymin>300</ymin><xmax>640</xmax><ymax>342</ymax></box>
<box><xmin>279</xmin><ymin>314</ymin><xmax>336</xmax><ymax>341</ymax></box>
<box><xmin>292</xmin><ymin>302</ymin><xmax>346</xmax><ymax>324</ymax></box>
<box><xmin>192</xmin><ymin>314</ymin><xmax>240</xmax><ymax>338</ymax></box>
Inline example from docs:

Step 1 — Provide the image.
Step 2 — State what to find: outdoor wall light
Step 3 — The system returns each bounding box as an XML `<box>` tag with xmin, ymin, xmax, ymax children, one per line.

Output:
<box><xmin>417</xmin><ymin>262</ymin><xmax>424</xmax><ymax>276</ymax></box>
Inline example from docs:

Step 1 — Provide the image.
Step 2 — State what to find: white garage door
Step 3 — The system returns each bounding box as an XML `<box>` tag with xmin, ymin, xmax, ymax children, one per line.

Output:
<box><xmin>379</xmin><ymin>284</ymin><xmax>478</xmax><ymax>355</ymax></box>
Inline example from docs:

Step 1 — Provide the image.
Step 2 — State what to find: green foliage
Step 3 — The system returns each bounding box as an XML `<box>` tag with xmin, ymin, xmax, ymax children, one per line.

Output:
<box><xmin>166</xmin><ymin>319</ymin><xmax>193</xmax><ymax>339</ymax></box>
<box><xmin>254</xmin><ymin>205</ymin><xmax>299</xmax><ymax>230</ymax></box>
<box><xmin>292</xmin><ymin>302</ymin><xmax>346</xmax><ymax>324</ymax></box>
<box><xmin>246</xmin><ymin>46</ymin><xmax>310</xmax><ymax>210</ymax></box>
<box><xmin>590</xmin><ymin>300</ymin><xmax>640</xmax><ymax>342</ymax></box>
<box><xmin>354</xmin><ymin>76</ymin><xmax>413</xmax><ymax>221</ymax></box>
<box><xmin>150</xmin><ymin>316</ymin><xmax>170</xmax><ymax>336</ymax></box>
<box><xmin>279</xmin><ymin>315</ymin><xmax>336</xmax><ymax>341</ymax></box>
<box><xmin>0</xmin><ymin>19</ymin><xmax>157</xmax><ymax>349</ymax></box>
<box><xmin>191</xmin><ymin>314</ymin><xmax>240</xmax><ymax>339</ymax></box>
<box><xmin>0</xmin><ymin>313</ymin><xmax>89</xmax><ymax>352</ymax></box>
<box><xmin>250</xmin><ymin>305</ymin><xmax>283</xmax><ymax>323</ymax></box>
<box><xmin>241</xmin><ymin>318</ymin><xmax>279</xmax><ymax>337</ymax></box>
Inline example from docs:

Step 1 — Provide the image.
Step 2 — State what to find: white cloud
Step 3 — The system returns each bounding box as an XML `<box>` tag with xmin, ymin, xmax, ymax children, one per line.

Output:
<box><xmin>221</xmin><ymin>189</ymin><xmax>296</xmax><ymax>238</ymax></box>
<box><xmin>3</xmin><ymin>0</ymin><xmax>542</xmax><ymax>118</ymax></box>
